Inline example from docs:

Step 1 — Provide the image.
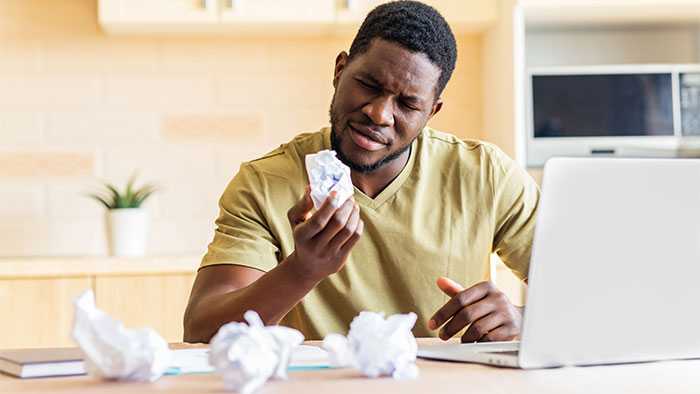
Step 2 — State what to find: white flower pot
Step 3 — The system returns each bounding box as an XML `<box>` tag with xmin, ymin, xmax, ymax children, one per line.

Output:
<box><xmin>106</xmin><ymin>208</ymin><xmax>149</xmax><ymax>257</ymax></box>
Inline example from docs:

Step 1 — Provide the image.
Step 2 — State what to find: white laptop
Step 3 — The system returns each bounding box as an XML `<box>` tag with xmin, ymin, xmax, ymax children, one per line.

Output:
<box><xmin>418</xmin><ymin>157</ymin><xmax>700</xmax><ymax>368</ymax></box>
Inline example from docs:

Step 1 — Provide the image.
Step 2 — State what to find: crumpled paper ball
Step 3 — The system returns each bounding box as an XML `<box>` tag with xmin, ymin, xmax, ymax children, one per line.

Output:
<box><xmin>305</xmin><ymin>149</ymin><xmax>354</xmax><ymax>209</ymax></box>
<box><xmin>71</xmin><ymin>290</ymin><xmax>172</xmax><ymax>382</ymax></box>
<box><xmin>209</xmin><ymin>310</ymin><xmax>304</xmax><ymax>394</ymax></box>
<box><xmin>323</xmin><ymin>311</ymin><xmax>419</xmax><ymax>379</ymax></box>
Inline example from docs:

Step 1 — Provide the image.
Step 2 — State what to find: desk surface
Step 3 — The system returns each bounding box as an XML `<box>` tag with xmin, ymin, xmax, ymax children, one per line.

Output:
<box><xmin>2</xmin><ymin>339</ymin><xmax>700</xmax><ymax>394</ymax></box>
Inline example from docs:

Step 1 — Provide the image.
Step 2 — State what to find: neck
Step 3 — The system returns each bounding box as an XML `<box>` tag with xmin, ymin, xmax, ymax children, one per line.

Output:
<box><xmin>351</xmin><ymin>147</ymin><xmax>411</xmax><ymax>199</ymax></box>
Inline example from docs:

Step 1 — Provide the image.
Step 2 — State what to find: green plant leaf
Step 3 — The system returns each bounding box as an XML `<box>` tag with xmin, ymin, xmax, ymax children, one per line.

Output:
<box><xmin>104</xmin><ymin>183</ymin><xmax>121</xmax><ymax>208</ymax></box>
<box><xmin>125</xmin><ymin>172</ymin><xmax>137</xmax><ymax>207</ymax></box>
<box><xmin>133</xmin><ymin>189</ymin><xmax>156</xmax><ymax>208</ymax></box>
<box><xmin>88</xmin><ymin>173</ymin><xmax>157</xmax><ymax>210</ymax></box>
<box><xmin>85</xmin><ymin>193</ymin><xmax>113</xmax><ymax>209</ymax></box>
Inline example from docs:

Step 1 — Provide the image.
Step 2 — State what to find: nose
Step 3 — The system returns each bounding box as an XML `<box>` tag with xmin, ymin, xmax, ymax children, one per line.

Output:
<box><xmin>361</xmin><ymin>95</ymin><xmax>394</xmax><ymax>127</ymax></box>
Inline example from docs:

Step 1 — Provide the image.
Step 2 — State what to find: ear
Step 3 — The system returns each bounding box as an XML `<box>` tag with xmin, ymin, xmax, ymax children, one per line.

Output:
<box><xmin>429</xmin><ymin>98</ymin><xmax>443</xmax><ymax>118</ymax></box>
<box><xmin>333</xmin><ymin>51</ymin><xmax>349</xmax><ymax>89</ymax></box>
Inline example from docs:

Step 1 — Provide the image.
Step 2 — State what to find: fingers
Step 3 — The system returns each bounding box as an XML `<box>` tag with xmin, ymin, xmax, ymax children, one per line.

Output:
<box><xmin>460</xmin><ymin>312</ymin><xmax>506</xmax><ymax>343</ymax></box>
<box><xmin>481</xmin><ymin>324</ymin><xmax>519</xmax><ymax>342</ymax></box>
<box><xmin>438</xmin><ymin>300</ymin><xmax>492</xmax><ymax>340</ymax></box>
<box><xmin>337</xmin><ymin>219</ymin><xmax>364</xmax><ymax>259</ymax></box>
<box><xmin>429</xmin><ymin>281</ymin><xmax>492</xmax><ymax>330</ymax></box>
<box><xmin>287</xmin><ymin>186</ymin><xmax>314</xmax><ymax>227</ymax></box>
<box><xmin>293</xmin><ymin>192</ymin><xmax>340</xmax><ymax>240</ymax></box>
<box><xmin>436</xmin><ymin>276</ymin><xmax>465</xmax><ymax>297</ymax></box>
<box><xmin>327</xmin><ymin>202</ymin><xmax>361</xmax><ymax>251</ymax></box>
<box><xmin>313</xmin><ymin>198</ymin><xmax>356</xmax><ymax>245</ymax></box>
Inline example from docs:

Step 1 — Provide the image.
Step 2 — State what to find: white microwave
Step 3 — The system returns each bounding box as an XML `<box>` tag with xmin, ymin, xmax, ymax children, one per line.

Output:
<box><xmin>526</xmin><ymin>65</ymin><xmax>700</xmax><ymax>167</ymax></box>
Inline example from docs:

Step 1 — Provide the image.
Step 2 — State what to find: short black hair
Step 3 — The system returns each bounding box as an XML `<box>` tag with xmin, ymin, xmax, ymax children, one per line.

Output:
<box><xmin>348</xmin><ymin>0</ymin><xmax>457</xmax><ymax>98</ymax></box>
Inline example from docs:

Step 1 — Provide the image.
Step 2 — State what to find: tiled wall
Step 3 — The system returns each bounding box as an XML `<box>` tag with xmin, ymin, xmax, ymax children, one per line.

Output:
<box><xmin>0</xmin><ymin>0</ymin><xmax>483</xmax><ymax>256</ymax></box>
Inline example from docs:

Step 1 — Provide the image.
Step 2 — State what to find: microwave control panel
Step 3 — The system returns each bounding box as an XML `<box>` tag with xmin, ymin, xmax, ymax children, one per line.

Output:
<box><xmin>681</xmin><ymin>72</ymin><xmax>700</xmax><ymax>136</ymax></box>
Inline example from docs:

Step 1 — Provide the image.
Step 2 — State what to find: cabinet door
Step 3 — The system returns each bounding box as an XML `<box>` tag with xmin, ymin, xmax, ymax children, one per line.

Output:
<box><xmin>422</xmin><ymin>0</ymin><xmax>498</xmax><ymax>32</ymax></box>
<box><xmin>220</xmin><ymin>0</ymin><xmax>335</xmax><ymax>23</ymax></box>
<box><xmin>0</xmin><ymin>277</ymin><xmax>92</xmax><ymax>349</ymax></box>
<box><xmin>336</xmin><ymin>0</ymin><xmax>497</xmax><ymax>33</ymax></box>
<box><xmin>99</xmin><ymin>0</ymin><xmax>218</xmax><ymax>23</ymax></box>
<box><xmin>94</xmin><ymin>274</ymin><xmax>195</xmax><ymax>343</ymax></box>
<box><xmin>336</xmin><ymin>0</ymin><xmax>389</xmax><ymax>24</ymax></box>
<box><xmin>521</xmin><ymin>0</ymin><xmax>700</xmax><ymax>26</ymax></box>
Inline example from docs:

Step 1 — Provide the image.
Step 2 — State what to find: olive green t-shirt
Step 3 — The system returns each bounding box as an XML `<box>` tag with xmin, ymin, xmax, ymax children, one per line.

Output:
<box><xmin>201</xmin><ymin>127</ymin><xmax>540</xmax><ymax>339</ymax></box>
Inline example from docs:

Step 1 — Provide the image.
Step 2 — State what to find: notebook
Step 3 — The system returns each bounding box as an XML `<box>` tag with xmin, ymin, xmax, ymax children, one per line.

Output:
<box><xmin>0</xmin><ymin>345</ymin><xmax>331</xmax><ymax>378</ymax></box>
<box><xmin>0</xmin><ymin>348</ymin><xmax>84</xmax><ymax>378</ymax></box>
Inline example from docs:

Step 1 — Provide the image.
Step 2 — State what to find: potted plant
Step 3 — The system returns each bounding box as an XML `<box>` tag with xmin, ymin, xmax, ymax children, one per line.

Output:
<box><xmin>88</xmin><ymin>174</ymin><xmax>157</xmax><ymax>257</ymax></box>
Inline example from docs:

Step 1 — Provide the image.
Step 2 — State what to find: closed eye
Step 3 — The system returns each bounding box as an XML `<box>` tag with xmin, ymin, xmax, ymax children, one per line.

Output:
<box><xmin>400</xmin><ymin>100</ymin><xmax>419</xmax><ymax>111</ymax></box>
<box><xmin>356</xmin><ymin>78</ymin><xmax>379</xmax><ymax>91</ymax></box>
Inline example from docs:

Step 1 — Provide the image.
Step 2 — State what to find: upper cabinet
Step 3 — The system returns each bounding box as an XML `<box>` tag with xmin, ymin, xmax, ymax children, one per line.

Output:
<box><xmin>98</xmin><ymin>0</ymin><xmax>499</xmax><ymax>35</ymax></box>
<box><xmin>99</xmin><ymin>0</ymin><xmax>219</xmax><ymax>24</ymax></box>
<box><xmin>424</xmin><ymin>0</ymin><xmax>498</xmax><ymax>32</ymax></box>
<box><xmin>519</xmin><ymin>0</ymin><xmax>700</xmax><ymax>27</ymax></box>
<box><xmin>219</xmin><ymin>0</ymin><xmax>335</xmax><ymax>23</ymax></box>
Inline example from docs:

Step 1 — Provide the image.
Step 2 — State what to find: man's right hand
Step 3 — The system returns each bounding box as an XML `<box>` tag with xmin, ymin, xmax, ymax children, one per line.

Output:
<box><xmin>286</xmin><ymin>187</ymin><xmax>364</xmax><ymax>282</ymax></box>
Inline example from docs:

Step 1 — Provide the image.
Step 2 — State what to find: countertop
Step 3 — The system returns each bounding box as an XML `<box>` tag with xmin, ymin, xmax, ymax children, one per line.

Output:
<box><xmin>0</xmin><ymin>255</ymin><xmax>201</xmax><ymax>279</ymax></box>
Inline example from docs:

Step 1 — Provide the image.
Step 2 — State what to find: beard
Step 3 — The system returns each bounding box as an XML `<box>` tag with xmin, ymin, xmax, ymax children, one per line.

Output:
<box><xmin>329</xmin><ymin>98</ymin><xmax>414</xmax><ymax>174</ymax></box>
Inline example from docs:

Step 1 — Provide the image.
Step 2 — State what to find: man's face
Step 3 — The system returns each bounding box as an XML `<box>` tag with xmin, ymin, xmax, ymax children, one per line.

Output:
<box><xmin>329</xmin><ymin>39</ymin><xmax>443</xmax><ymax>173</ymax></box>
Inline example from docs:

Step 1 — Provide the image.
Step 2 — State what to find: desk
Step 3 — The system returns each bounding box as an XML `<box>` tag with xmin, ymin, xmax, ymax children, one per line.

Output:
<box><xmin>2</xmin><ymin>339</ymin><xmax>700</xmax><ymax>394</ymax></box>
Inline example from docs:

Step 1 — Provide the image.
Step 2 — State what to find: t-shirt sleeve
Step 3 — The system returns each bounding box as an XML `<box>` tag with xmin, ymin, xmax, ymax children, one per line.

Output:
<box><xmin>490</xmin><ymin>147</ymin><xmax>541</xmax><ymax>282</ymax></box>
<box><xmin>200</xmin><ymin>163</ymin><xmax>280</xmax><ymax>272</ymax></box>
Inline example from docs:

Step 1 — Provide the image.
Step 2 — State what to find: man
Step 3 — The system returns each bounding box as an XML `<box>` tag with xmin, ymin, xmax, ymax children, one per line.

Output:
<box><xmin>184</xmin><ymin>1</ymin><xmax>539</xmax><ymax>344</ymax></box>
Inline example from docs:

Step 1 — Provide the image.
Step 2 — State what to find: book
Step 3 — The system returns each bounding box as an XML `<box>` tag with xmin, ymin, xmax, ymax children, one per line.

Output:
<box><xmin>0</xmin><ymin>348</ymin><xmax>84</xmax><ymax>378</ymax></box>
<box><xmin>0</xmin><ymin>345</ymin><xmax>331</xmax><ymax>378</ymax></box>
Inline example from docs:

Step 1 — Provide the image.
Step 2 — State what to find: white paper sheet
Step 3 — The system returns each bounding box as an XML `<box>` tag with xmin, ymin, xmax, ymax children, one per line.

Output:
<box><xmin>168</xmin><ymin>345</ymin><xmax>331</xmax><ymax>375</ymax></box>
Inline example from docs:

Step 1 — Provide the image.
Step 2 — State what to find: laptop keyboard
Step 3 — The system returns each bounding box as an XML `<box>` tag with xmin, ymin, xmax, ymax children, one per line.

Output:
<box><xmin>485</xmin><ymin>350</ymin><xmax>519</xmax><ymax>356</ymax></box>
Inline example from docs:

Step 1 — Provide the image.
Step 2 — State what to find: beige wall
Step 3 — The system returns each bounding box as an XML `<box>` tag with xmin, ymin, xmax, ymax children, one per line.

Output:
<box><xmin>0</xmin><ymin>0</ymin><xmax>484</xmax><ymax>256</ymax></box>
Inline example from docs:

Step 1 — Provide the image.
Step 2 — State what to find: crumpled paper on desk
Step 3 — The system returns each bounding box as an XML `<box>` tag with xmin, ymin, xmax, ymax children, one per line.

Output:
<box><xmin>305</xmin><ymin>149</ymin><xmax>353</xmax><ymax>209</ymax></box>
<box><xmin>71</xmin><ymin>290</ymin><xmax>172</xmax><ymax>382</ymax></box>
<box><xmin>209</xmin><ymin>310</ymin><xmax>304</xmax><ymax>394</ymax></box>
<box><xmin>323</xmin><ymin>311</ymin><xmax>419</xmax><ymax>379</ymax></box>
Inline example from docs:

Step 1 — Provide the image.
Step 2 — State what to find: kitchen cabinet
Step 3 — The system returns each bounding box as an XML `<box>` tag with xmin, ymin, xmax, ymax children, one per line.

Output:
<box><xmin>95</xmin><ymin>274</ymin><xmax>195</xmax><ymax>343</ymax></box>
<box><xmin>99</xmin><ymin>0</ymin><xmax>218</xmax><ymax>24</ymax></box>
<box><xmin>0</xmin><ymin>277</ymin><xmax>91</xmax><ymax>349</ymax></box>
<box><xmin>98</xmin><ymin>0</ymin><xmax>498</xmax><ymax>35</ymax></box>
<box><xmin>336</xmin><ymin>0</ymin><xmax>498</xmax><ymax>33</ymax></box>
<box><xmin>0</xmin><ymin>256</ymin><xmax>198</xmax><ymax>349</ymax></box>
<box><xmin>219</xmin><ymin>0</ymin><xmax>335</xmax><ymax>23</ymax></box>
<box><xmin>99</xmin><ymin>0</ymin><xmax>336</xmax><ymax>34</ymax></box>
<box><xmin>520</xmin><ymin>0</ymin><xmax>700</xmax><ymax>26</ymax></box>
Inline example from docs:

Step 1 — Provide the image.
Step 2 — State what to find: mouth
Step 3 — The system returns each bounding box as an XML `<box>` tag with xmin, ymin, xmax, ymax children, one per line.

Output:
<box><xmin>348</xmin><ymin>123</ymin><xmax>388</xmax><ymax>152</ymax></box>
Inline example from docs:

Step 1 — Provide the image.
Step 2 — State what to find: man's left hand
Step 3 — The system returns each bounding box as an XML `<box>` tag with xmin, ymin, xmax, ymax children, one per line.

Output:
<box><xmin>428</xmin><ymin>277</ymin><xmax>522</xmax><ymax>342</ymax></box>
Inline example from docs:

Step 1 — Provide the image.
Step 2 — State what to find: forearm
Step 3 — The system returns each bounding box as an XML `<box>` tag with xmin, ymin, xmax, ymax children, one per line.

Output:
<box><xmin>184</xmin><ymin>254</ymin><xmax>320</xmax><ymax>343</ymax></box>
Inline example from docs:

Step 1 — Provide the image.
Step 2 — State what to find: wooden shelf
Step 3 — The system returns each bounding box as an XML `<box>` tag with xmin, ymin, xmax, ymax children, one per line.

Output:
<box><xmin>0</xmin><ymin>255</ymin><xmax>200</xmax><ymax>279</ymax></box>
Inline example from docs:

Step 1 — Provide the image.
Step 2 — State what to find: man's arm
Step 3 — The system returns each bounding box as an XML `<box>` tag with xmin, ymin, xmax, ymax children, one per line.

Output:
<box><xmin>184</xmin><ymin>258</ymin><xmax>318</xmax><ymax>343</ymax></box>
<box><xmin>184</xmin><ymin>189</ymin><xmax>363</xmax><ymax>343</ymax></box>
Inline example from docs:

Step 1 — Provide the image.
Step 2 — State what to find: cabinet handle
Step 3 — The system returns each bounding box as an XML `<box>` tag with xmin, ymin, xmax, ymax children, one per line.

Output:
<box><xmin>200</xmin><ymin>0</ymin><xmax>216</xmax><ymax>11</ymax></box>
<box><xmin>343</xmin><ymin>0</ymin><xmax>354</xmax><ymax>11</ymax></box>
